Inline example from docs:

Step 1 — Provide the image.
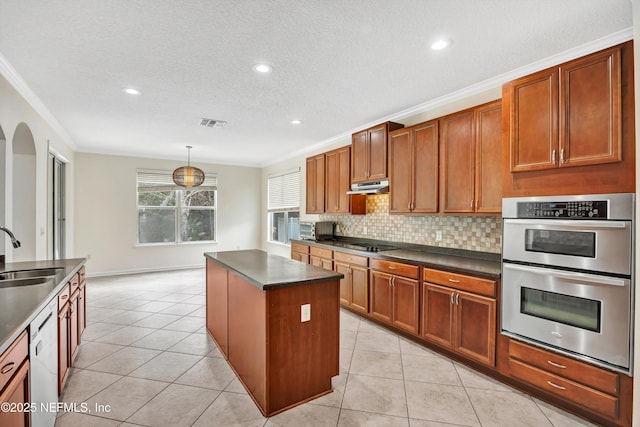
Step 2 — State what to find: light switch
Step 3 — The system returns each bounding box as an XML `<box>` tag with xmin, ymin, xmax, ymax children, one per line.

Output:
<box><xmin>301</xmin><ymin>304</ymin><xmax>311</xmax><ymax>322</ymax></box>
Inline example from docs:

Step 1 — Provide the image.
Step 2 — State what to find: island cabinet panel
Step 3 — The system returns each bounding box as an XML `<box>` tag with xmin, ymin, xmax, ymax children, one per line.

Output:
<box><xmin>206</xmin><ymin>259</ymin><xmax>229</xmax><ymax>357</ymax></box>
<box><xmin>0</xmin><ymin>331</ymin><xmax>29</xmax><ymax>427</ymax></box>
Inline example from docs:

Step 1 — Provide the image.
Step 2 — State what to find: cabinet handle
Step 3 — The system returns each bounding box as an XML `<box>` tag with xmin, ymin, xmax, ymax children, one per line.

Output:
<box><xmin>547</xmin><ymin>360</ymin><xmax>567</xmax><ymax>369</ymax></box>
<box><xmin>388</xmin><ymin>266</ymin><xmax>396</xmax><ymax>270</ymax></box>
<box><xmin>408</xmin><ymin>203</ymin><xmax>411</xmax><ymax>210</ymax></box>
<box><xmin>475</xmin><ymin>200</ymin><xmax>478</xmax><ymax>210</ymax></box>
<box><xmin>560</xmin><ymin>149</ymin><xmax>565</xmax><ymax>164</ymax></box>
<box><xmin>60</xmin><ymin>295</ymin><xmax>68</xmax><ymax>300</ymax></box>
<box><xmin>448</xmin><ymin>279</ymin><xmax>460</xmax><ymax>283</ymax></box>
<box><xmin>455</xmin><ymin>293</ymin><xmax>459</xmax><ymax>305</ymax></box>
<box><xmin>470</xmin><ymin>200</ymin><xmax>473</xmax><ymax>209</ymax></box>
<box><xmin>552</xmin><ymin>150</ymin><xmax>556</xmax><ymax>164</ymax></box>
<box><xmin>450</xmin><ymin>293</ymin><xmax>454</xmax><ymax>304</ymax></box>
<box><xmin>1</xmin><ymin>362</ymin><xmax>15</xmax><ymax>374</ymax></box>
<box><xmin>546</xmin><ymin>381</ymin><xmax>566</xmax><ymax>390</ymax></box>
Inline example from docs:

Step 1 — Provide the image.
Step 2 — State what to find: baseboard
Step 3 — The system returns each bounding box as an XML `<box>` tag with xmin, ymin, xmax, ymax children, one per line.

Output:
<box><xmin>86</xmin><ymin>263</ymin><xmax>205</xmax><ymax>278</ymax></box>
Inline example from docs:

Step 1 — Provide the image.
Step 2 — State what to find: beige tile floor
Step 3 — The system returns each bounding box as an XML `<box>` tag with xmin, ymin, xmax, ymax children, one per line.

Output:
<box><xmin>54</xmin><ymin>268</ymin><xmax>597</xmax><ymax>427</ymax></box>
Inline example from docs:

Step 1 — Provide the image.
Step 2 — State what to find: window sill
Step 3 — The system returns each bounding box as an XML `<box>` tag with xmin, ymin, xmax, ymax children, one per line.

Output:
<box><xmin>136</xmin><ymin>241</ymin><xmax>218</xmax><ymax>247</ymax></box>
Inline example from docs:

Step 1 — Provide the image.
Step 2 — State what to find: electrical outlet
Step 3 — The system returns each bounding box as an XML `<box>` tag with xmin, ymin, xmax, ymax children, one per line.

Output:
<box><xmin>436</xmin><ymin>231</ymin><xmax>443</xmax><ymax>242</ymax></box>
<box><xmin>301</xmin><ymin>304</ymin><xmax>311</xmax><ymax>322</ymax></box>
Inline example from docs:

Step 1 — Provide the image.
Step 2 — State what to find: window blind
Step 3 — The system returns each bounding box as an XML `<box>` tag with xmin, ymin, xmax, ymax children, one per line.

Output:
<box><xmin>268</xmin><ymin>169</ymin><xmax>300</xmax><ymax>211</ymax></box>
<box><xmin>137</xmin><ymin>170</ymin><xmax>217</xmax><ymax>192</ymax></box>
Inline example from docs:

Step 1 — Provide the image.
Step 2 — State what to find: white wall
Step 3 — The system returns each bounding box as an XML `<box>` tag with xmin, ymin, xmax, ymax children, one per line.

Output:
<box><xmin>74</xmin><ymin>152</ymin><xmax>261</xmax><ymax>276</ymax></box>
<box><xmin>0</xmin><ymin>74</ymin><xmax>76</xmax><ymax>261</ymax></box>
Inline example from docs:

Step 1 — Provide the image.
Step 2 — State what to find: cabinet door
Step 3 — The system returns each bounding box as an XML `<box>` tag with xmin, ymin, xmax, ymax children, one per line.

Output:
<box><xmin>475</xmin><ymin>101</ymin><xmax>502</xmax><ymax>213</ymax></box>
<box><xmin>455</xmin><ymin>291</ymin><xmax>496</xmax><ymax>366</ymax></box>
<box><xmin>392</xmin><ymin>276</ymin><xmax>419</xmax><ymax>334</ymax></box>
<box><xmin>306</xmin><ymin>155</ymin><xmax>325</xmax><ymax>213</ymax></box>
<box><xmin>560</xmin><ymin>46</ymin><xmax>622</xmax><ymax>167</ymax></box>
<box><xmin>325</xmin><ymin>146</ymin><xmax>351</xmax><ymax>213</ymax></box>
<box><xmin>440</xmin><ymin>111</ymin><xmax>475</xmax><ymax>212</ymax></box>
<box><xmin>368</xmin><ymin>124</ymin><xmax>388</xmax><ymax>181</ymax></box>
<box><xmin>78</xmin><ymin>286</ymin><xmax>86</xmax><ymax>343</ymax></box>
<box><xmin>388</xmin><ymin>128</ymin><xmax>413</xmax><ymax>213</ymax></box>
<box><xmin>412</xmin><ymin>121</ymin><xmax>439</xmax><ymax>213</ymax></box>
<box><xmin>206</xmin><ymin>259</ymin><xmax>229</xmax><ymax>358</ymax></box>
<box><xmin>69</xmin><ymin>293</ymin><xmax>79</xmax><ymax>365</ymax></box>
<box><xmin>369</xmin><ymin>270</ymin><xmax>393</xmax><ymax>324</ymax></box>
<box><xmin>509</xmin><ymin>68</ymin><xmax>559</xmax><ymax>172</ymax></box>
<box><xmin>0</xmin><ymin>360</ymin><xmax>29</xmax><ymax>427</ymax></box>
<box><xmin>58</xmin><ymin>305</ymin><xmax>69</xmax><ymax>395</ymax></box>
<box><xmin>291</xmin><ymin>251</ymin><xmax>309</xmax><ymax>264</ymax></box>
<box><xmin>421</xmin><ymin>283</ymin><xmax>454</xmax><ymax>349</ymax></box>
<box><xmin>335</xmin><ymin>262</ymin><xmax>351</xmax><ymax>306</ymax></box>
<box><xmin>310</xmin><ymin>256</ymin><xmax>323</xmax><ymax>269</ymax></box>
<box><xmin>351</xmin><ymin>130</ymin><xmax>369</xmax><ymax>183</ymax></box>
<box><xmin>320</xmin><ymin>258</ymin><xmax>333</xmax><ymax>271</ymax></box>
<box><xmin>350</xmin><ymin>264</ymin><xmax>369</xmax><ymax>314</ymax></box>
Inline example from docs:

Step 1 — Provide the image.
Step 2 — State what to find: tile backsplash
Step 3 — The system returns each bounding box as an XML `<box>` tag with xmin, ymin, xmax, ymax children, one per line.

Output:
<box><xmin>320</xmin><ymin>194</ymin><xmax>502</xmax><ymax>253</ymax></box>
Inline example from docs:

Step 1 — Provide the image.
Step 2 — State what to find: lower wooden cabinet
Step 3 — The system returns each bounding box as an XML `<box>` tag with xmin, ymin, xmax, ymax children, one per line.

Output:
<box><xmin>58</xmin><ymin>268</ymin><xmax>87</xmax><ymax>395</ymax></box>
<box><xmin>422</xmin><ymin>269</ymin><xmax>496</xmax><ymax>367</ymax></box>
<box><xmin>0</xmin><ymin>331</ymin><xmax>30</xmax><ymax>427</ymax></box>
<box><xmin>310</xmin><ymin>247</ymin><xmax>333</xmax><ymax>271</ymax></box>
<box><xmin>57</xmin><ymin>284</ymin><xmax>71</xmax><ymax>395</ymax></box>
<box><xmin>334</xmin><ymin>251</ymin><xmax>369</xmax><ymax>314</ymax></box>
<box><xmin>370</xmin><ymin>259</ymin><xmax>420</xmax><ymax>334</ymax></box>
<box><xmin>291</xmin><ymin>242</ymin><xmax>310</xmax><ymax>264</ymax></box>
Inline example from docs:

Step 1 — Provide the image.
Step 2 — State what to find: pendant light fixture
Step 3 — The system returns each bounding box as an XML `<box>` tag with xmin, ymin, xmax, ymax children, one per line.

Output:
<box><xmin>173</xmin><ymin>145</ymin><xmax>205</xmax><ymax>188</ymax></box>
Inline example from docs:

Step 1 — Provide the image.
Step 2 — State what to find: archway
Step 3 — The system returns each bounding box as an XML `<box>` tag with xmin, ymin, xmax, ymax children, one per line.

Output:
<box><xmin>11</xmin><ymin>122</ymin><xmax>36</xmax><ymax>261</ymax></box>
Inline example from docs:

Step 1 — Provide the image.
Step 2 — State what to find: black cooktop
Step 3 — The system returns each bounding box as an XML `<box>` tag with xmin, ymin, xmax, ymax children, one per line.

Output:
<box><xmin>337</xmin><ymin>243</ymin><xmax>399</xmax><ymax>253</ymax></box>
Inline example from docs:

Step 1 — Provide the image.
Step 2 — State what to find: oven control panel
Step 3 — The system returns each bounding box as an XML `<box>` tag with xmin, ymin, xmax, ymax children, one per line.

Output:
<box><xmin>517</xmin><ymin>200</ymin><xmax>608</xmax><ymax>218</ymax></box>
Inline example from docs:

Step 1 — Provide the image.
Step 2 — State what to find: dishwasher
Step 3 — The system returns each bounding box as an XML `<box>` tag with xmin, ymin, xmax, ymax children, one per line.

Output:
<box><xmin>30</xmin><ymin>299</ymin><xmax>58</xmax><ymax>427</ymax></box>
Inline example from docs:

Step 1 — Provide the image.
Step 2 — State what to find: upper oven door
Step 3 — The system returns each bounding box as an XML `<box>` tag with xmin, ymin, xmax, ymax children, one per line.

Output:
<box><xmin>503</xmin><ymin>219</ymin><xmax>632</xmax><ymax>275</ymax></box>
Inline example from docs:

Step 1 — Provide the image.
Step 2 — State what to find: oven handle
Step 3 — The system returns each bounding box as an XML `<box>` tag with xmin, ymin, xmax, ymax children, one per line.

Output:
<box><xmin>504</xmin><ymin>219</ymin><xmax>627</xmax><ymax>229</ymax></box>
<box><xmin>503</xmin><ymin>263</ymin><xmax>627</xmax><ymax>287</ymax></box>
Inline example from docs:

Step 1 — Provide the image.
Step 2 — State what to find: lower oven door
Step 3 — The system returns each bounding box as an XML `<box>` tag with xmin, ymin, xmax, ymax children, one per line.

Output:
<box><xmin>502</xmin><ymin>263</ymin><xmax>631</xmax><ymax>372</ymax></box>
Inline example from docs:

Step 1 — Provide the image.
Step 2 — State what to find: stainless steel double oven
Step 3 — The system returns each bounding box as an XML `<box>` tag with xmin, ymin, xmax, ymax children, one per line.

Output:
<box><xmin>502</xmin><ymin>193</ymin><xmax>634</xmax><ymax>374</ymax></box>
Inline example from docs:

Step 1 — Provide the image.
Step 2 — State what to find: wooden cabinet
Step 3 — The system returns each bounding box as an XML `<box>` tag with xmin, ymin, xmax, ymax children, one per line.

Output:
<box><xmin>389</xmin><ymin>120</ymin><xmax>438</xmax><ymax>213</ymax></box>
<box><xmin>352</xmin><ymin>122</ymin><xmax>404</xmax><ymax>183</ymax></box>
<box><xmin>440</xmin><ymin>100</ymin><xmax>502</xmax><ymax>213</ymax></box>
<box><xmin>69</xmin><ymin>290</ymin><xmax>79</xmax><ymax>365</ymax></box>
<box><xmin>291</xmin><ymin>242</ymin><xmax>310</xmax><ymax>264</ymax></box>
<box><xmin>310</xmin><ymin>246</ymin><xmax>332</xmax><ymax>271</ymax></box>
<box><xmin>422</xmin><ymin>268</ymin><xmax>496</xmax><ymax>366</ymax></box>
<box><xmin>370</xmin><ymin>259</ymin><xmax>420</xmax><ymax>334</ymax></box>
<box><xmin>306</xmin><ymin>154</ymin><xmax>325</xmax><ymax>214</ymax></box>
<box><xmin>206</xmin><ymin>259</ymin><xmax>229</xmax><ymax>357</ymax></box>
<box><xmin>334</xmin><ymin>250</ymin><xmax>369</xmax><ymax>314</ymax></box>
<box><xmin>508</xmin><ymin>45</ymin><xmax>621</xmax><ymax>172</ymax></box>
<box><xmin>508</xmin><ymin>339</ymin><xmax>632</xmax><ymax>426</ymax></box>
<box><xmin>57</xmin><ymin>283</ymin><xmax>70</xmax><ymax>395</ymax></box>
<box><xmin>0</xmin><ymin>331</ymin><xmax>29</xmax><ymax>427</ymax></box>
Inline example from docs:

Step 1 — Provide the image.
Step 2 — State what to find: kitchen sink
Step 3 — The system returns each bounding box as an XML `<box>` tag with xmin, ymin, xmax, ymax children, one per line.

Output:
<box><xmin>0</xmin><ymin>268</ymin><xmax>63</xmax><ymax>280</ymax></box>
<box><xmin>0</xmin><ymin>277</ymin><xmax>53</xmax><ymax>288</ymax></box>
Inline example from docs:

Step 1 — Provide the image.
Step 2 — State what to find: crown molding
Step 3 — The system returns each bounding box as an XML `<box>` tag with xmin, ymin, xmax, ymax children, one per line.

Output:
<box><xmin>0</xmin><ymin>52</ymin><xmax>77</xmax><ymax>149</ymax></box>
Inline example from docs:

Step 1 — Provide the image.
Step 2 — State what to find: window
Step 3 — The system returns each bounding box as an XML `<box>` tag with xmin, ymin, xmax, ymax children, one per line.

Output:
<box><xmin>136</xmin><ymin>170</ymin><xmax>217</xmax><ymax>244</ymax></box>
<box><xmin>267</xmin><ymin>169</ymin><xmax>300</xmax><ymax>244</ymax></box>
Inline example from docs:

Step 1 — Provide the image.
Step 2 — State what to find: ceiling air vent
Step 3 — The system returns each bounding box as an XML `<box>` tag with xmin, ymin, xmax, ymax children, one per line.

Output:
<box><xmin>200</xmin><ymin>118</ymin><xmax>227</xmax><ymax>128</ymax></box>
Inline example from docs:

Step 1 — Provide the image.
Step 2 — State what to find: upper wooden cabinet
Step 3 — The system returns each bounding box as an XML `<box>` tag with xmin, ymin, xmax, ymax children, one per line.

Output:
<box><xmin>440</xmin><ymin>100</ymin><xmax>502</xmax><ymax>213</ymax></box>
<box><xmin>306</xmin><ymin>154</ymin><xmax>325</xmax><ymax>214</ymax></box>
<box><xmin>351</xmin><ymin>122</ymin><xmax>404</xmax><ymax>183</ymax></box>
<box><xmin>508</xmin><ymin>45</ymin><xmax>622</xmax><ymax>172</ymax></box>
<box><xmin>389</xmin><ymin>120</ymin><xmax>439</xmax><ymax>213</ymax></box>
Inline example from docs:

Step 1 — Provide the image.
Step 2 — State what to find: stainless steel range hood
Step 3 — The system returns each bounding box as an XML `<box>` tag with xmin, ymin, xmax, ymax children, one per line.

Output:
<box><xmin>346</xmin><ymin>179</ymin><xmax>389</xmax><ymax>195</ymax></box>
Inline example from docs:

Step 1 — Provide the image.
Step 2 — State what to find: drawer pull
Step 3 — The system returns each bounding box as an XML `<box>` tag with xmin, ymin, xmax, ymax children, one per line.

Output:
<box><xmin>60</xmin><ymin>295</ymin><xmax>68</xmax><ymax>300</ymax></box>
<box><xmin>547</xmin><ymin>381</ymin><xmax>566</xmax><ymax>390</ymax></box>
<box><xmin>547</xmin><ymin>360</ymin><xmax>567</xmax><ymax>369</ymax></box>
<box><xmin>448</xmin><ymin>279</ymin><xmax>460</xmax><ymax>283</ymax></box>
<box><xmin>455</xmin><ymin>293</ymin><xmax>459</xmax><ymax>305</ymax></box>
<box><xmin>450</xmin><ymin>293</ymin><xmax>454</xmax><ymax>304</ymax></box>
<box><xmin>1</xmin><ymin>362</ymin><xmax>15</xmax><ymax>374</ymax></box>
<box><xmin>388</xmin><ymin>266</ymin><xmax>396</xmax><ymax>270</ymax></box>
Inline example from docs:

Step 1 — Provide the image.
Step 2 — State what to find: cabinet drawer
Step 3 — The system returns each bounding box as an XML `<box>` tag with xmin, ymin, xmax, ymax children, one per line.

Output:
<box><xmin>423</xmin><ymin>268</ymin><xmax>495</xmax><ymax>297</ymax></box>
<box><xmin>333</xmin><ymin>251</ymin><xmax>368</xmax><ymax>267</ymax></box>
<box><xmin>291</xmin><ymin>243</ymin><xmax>309</xmax><ymax>254</ymax></box>
<box><xmin>509</xmin><ymin>339</ymin><xmax>619</xmax><ymax>395</ymax></box>
<box><xmin>370</xmin><ymin>259</ymin><xmax>419</xmax><ymax>279</ymax></box>
<box><xmin>509</xmin><ymin>358</ymin><xmax>618</xmax><ymax>419</ymax></box>
<box><xmin>58</xmin><ymin>284</ymin><xmax>71</xmax><ymax>310</ymax></box>
<box><xmin>69</xmin><ymin>273</ymin><xmax>80</xmax><ymax>294</ymax></box>
<box><xmin>0</xmin><ymin>330</ymin><xmax>28</xmax><ymax>394</ymax></box>
<box><xmin>310</xmin><ymin>246</ymin><xmax>332</xmax><ymax>259</ymax></box>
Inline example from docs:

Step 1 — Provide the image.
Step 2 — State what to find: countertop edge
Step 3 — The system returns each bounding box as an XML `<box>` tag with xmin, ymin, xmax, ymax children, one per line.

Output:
<box><xmin>0</xmin><ymin>258</ymin><xmax>87</xmax><ymax>356</ymax></box>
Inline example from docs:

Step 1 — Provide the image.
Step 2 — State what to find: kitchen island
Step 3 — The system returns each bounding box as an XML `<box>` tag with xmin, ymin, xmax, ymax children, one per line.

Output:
<box><xmin>204</xmin><ymin>250</ymin><xmax>343</xmax><ymax>417</ymax></box>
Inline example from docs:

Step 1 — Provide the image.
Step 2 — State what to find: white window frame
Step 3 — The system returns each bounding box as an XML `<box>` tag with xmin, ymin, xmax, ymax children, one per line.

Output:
<box><xmin>136</xmin><ymin>169</ymin><xmax>218</xmax><ymax>245</ymax></box>
<box><xmin>267</xmin><ymin>168</ymin><xmax>301</xmax><ymax>245</ymax></box>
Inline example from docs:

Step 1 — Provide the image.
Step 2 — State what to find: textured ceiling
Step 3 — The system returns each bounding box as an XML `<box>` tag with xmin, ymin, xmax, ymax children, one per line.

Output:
<box><xmin>0</xmin><ymin>0</ymin><xmax>633</xmax><ymax>166</ymax></box>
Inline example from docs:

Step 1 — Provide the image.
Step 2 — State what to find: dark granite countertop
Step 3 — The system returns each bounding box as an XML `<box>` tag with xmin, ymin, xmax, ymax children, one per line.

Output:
<box><xmin>292</xmin><ymin>238</ymin><xmax>501</xmax><ymax>279</ymax></box>
<box><xmin>0</xmin><ymin>258</ymin><xmax>86</xmax><ymax>355</ymax></box>
<box><xmin>205</xmin><ymin>250</ymin><xmax>343</xmax><ymax>290</ymax></box>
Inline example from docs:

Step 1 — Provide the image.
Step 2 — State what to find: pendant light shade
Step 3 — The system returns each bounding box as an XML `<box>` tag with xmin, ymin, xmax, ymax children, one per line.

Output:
<box><xmin>173</xmin><ymin>146</ymin><xmax>205</xmax><ymax>187</ymax></box>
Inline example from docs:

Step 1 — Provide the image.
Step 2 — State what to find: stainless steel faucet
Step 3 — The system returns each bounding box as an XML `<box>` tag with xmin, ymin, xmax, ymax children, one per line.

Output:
<box><xmin>0</xmin><ymin>226</ymin><xmax>21</xmax><ymax>248</ymax></box>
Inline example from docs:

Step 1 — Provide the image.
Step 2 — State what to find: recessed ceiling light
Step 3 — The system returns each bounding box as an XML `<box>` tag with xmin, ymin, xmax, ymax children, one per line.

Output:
<box><xmin>253</xmin><ymin>64</ymin><xmax>272</xmax><ymax>73</ymax></box>
<box><xmin>431</xmin><ymin>39</ymin><xmax>450</xmax><ymax>50</ymax></box>
<box><xmin>123</xmin><ymin>87</ymin><xmax>141</xmax><ymax>95</ymax></box>
<box><xmin>290</xmin><ymin>119</ymin><xmax>302</xmax><ymax>125</ymax></box>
